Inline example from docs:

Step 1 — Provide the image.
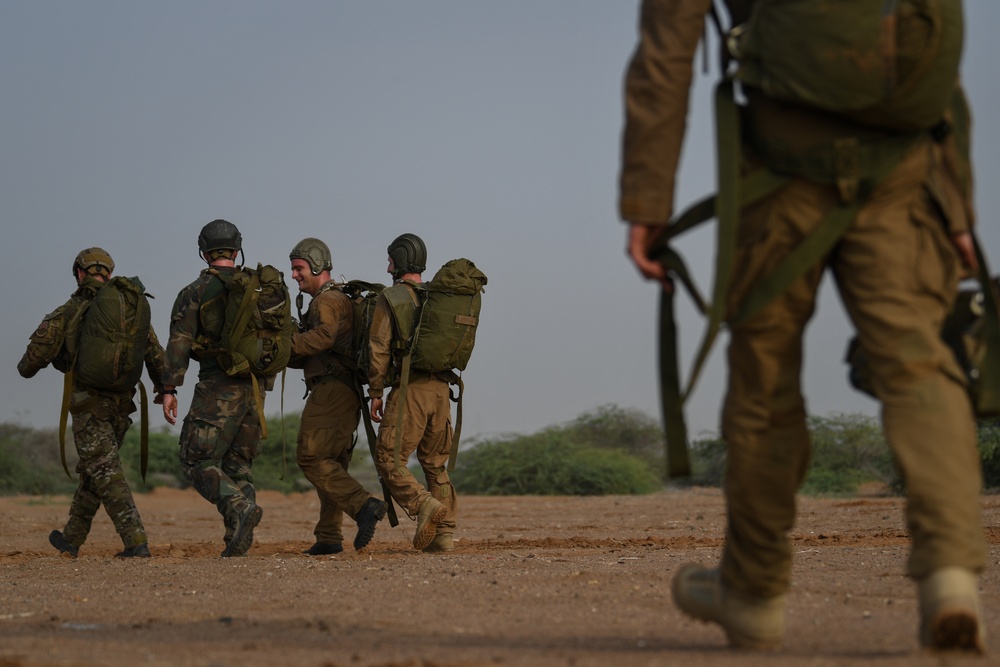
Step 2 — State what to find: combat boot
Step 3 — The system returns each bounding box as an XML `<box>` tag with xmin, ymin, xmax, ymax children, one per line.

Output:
<box><xmin>221</xmin><ymin>502</ymin><xmax>263</xmax><ymax>558</ymax></box>
<box><xmin>48</xmin><ymin>530</ymin><xmax>79</xmax><ymax>558</ymax></box>
<box><xmin>116</xmin><ymin>543</ymin><xmax>151</xmax><ymax>558</ymax></box>
<box><xmin>353</xmin><ymin>497</ymin><xmax>388</xmax><ymax>551</ymax></box>
<box><xmin>918</xmin><ymin>567</ymin><xmax>985</xmax><ymax>653</ymax></box>
<box><xmin>303</xmin><ymin>542</ymin><xmax>343</xmax><ymax>556</ymax></box>
<box><xmin>672</xmin><ymin>563</ymin><xmax>785</xmax><ymax>650</ymax></box>
<box><xmin>413</xmin><ymin>497</ymin><xmax>446</xmax><ymax>550</ymax></box>
<box><xmin>422</xmin><ymin>533</ymin><xmax>454</xmax><ymax>553</ymax></box>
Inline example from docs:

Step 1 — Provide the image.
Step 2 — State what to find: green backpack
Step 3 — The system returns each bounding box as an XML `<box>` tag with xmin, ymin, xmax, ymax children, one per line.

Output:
<box><xmin>75</xmin><ymin>276</ymin><xmax>151</xmax><ymax>393</ymax></box>
<box><xmin>383</xmin><ymin>259</ymin><xmax>487</xmax><ymax>471</ymax></box>
<box><xmin>410</xmin><ymin>259</ymin><xmax>487</xmax><ymax>374</ymax></box>
<box><xmin>61</xmin><ymin>276</ymin><xmax>154</xmax><ymax>481</ymax></box>
<box><xmin>339</xmin><ymin>279</ymin><xmax>387</xmax><ymax>382</ymax></box>
<box><xmin>732</xmin><ymin>0</ymin><xmax>964</xmax><ymax>132</ymax></box>
<box><xmin>204</xmin><ymin>263</ymin><xmax>294</xmax><ymax>379</ymax></box>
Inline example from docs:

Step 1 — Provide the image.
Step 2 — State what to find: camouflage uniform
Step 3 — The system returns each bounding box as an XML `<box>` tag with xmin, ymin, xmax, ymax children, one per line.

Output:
<box><xmin>18</xmin><ymin>274</ymin><xmax>165</xmax><ymax>551</ymax></box>
<box><xmin>164</xmin><ymin>267</ymin><xmax>264</xmax><ymax>545</ymax></box>
<box><xmin>291</xmin><ymin>280</ymin><xmax>370</xmax><ymax>546</ymax></box>
<box><xmin>620</xmin><ymin>0</ymin><xmax>984</xmax><ymax>601</ymax></box>
<box><xmin>368</xmin><ymin>282</ymin><xmax>456</xmax><ymax>537</ymax></box>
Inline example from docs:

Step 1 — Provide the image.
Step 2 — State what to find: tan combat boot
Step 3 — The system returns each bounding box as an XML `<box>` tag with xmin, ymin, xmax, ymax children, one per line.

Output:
<box><xmin>413</xmin><ymin>497</ymin><xmax>446</xmax><ymax>550</ymax></box>
<box><xmin>672</xmin><ymin>563</ymin><xmax>785</xmax><ymax>650</ymax></box>
<box><xmin>423</xmin><ymin>533</ymin><xmax>454</xmax><ymax>553</ymax></box>
<box><xmin>918</xmin><ymin>567</ymin><xmax>985</xmax><ymax>653</ymax></box>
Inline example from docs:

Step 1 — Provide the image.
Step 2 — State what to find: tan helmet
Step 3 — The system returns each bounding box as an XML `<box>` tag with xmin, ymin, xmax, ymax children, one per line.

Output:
<box><xmin>289</xmin><ymin>237</ymin><xmax>333</xmax><ymax>276</ymax></box>
<box><xmin>73</xmin><ymin>247</ymin><xmax>115</xmax><ymax>277</ymax></box>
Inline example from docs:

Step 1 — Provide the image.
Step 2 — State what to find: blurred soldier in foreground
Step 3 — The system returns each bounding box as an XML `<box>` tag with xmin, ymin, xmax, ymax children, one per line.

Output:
<box><xmin>620</xmin><ymin>0</ymin><xmax>986</xmax><ymax>653</ymax></box>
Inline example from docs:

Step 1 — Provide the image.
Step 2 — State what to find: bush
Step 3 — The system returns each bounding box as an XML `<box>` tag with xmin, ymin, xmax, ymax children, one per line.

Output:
<box><xmin>978</xmin><ymin>418</ymin><xmax>1000</xmax><ymax>489</ymax></box>
<box><xmin>454</xmin><ymin>431</ymin><xmax>660</xmax><ymax>496</ymax></box>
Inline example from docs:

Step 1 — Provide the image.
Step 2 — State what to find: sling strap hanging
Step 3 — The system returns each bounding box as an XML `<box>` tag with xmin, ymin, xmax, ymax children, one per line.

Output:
<box><xmin>653</xmin><ymin>80</ymin><xmax>913</xmax><ymax>478</ymax></box>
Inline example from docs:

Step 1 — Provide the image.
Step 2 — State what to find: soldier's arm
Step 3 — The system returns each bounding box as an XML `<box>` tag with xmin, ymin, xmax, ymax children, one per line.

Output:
<box><xmin>619</xmin><ymin>0</ymin><xmax>711</xmax><ymax>226</ymax></box>
<box><xmin>17</xmin><ymin>302</ymin><xmax>73</xmax><ymax>379</ymax></box>
<box><xmin>620</xmin><ymin>0</ymin><xmax>712</xmax><ymax>287</ymax></box>
<box><xmin>290</xmin><ymin>291</ymin><xmax>347</xmax><ymax>359</ymax></box>
<box><xmin>366</xmin><ymin>296</ymin><xmax>393</xmax><ymax>399</ymax></box>
<box><xmin>144</xmin><ymin>324</ymin><xmax>167</xmax><ymax>394</ymax></box>
<box><xmin>162</xmin><ymin>287</ymin><xmax>198</xmax><ymax>388</ymax></box>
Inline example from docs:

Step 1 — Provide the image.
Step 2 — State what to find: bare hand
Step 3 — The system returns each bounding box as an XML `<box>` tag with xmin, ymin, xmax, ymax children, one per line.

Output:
<box><xmin>370</xmin><ymin>397</ymin><xmax>384</xmax><ymax>423</ymax></box>
<box><xmin>163</xmin><ymin>394</ymin><xmax>178</xmax><ymax>425</ymax></box>
<box><xmin>951</xmin><ymin>231</ymin><xmax>979</xmax><ymax>278</ymax></box>
<box><xmin>627</xmin><ymin>224</ymin><xmax>673</xmax><ymax>292</ymax></box>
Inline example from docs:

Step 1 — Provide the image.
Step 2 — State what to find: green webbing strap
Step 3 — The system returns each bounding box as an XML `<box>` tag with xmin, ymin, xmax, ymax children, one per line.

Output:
<box><xmin>58</xmin><ymin>369</ymin><xmax>74</xmax><ymax>479</ymax></box>
<box><xmin>250</xmin><ymin>373</ymin><xmax>267</xmax><ymax>439</ymax></box>
<box><xmin>355</xmin><ymin>380</ymin><xmax>399</xmax><ymax>527</ymax></box>
<box><xmin>972</xmin><ymin>232</ymin><xmax>1000</xmax><ymax>416</ymax></box>
<box><xmin>682</xmin><ymin>80</ymin><xmax>743</xmax><ymax>404</ymax></box>
<box><xmin>138</xmin><ymin>381</ymin><xmax>148</xmax><ymax>483</ymax></box>
<box><xmin>226</xmin><ymin>269</ymin><xmax>260</xmax><ymax>377</ymax></box>
<box><xmin>279</xmin><ymin>369</ymin><xmax>287</xmax><ymax>480</ymax></box>
<box><xmin>656</xmin><ymin>289</ymin><xmax>691</xmax><ymax>477</ymax></box>
<box><xmin>393</xmin><ymin>352</ymin><xmax>412</xmax><ymax>470</ymax></box>
<box><xmin>447</xmin><ymin>375</ymin><xmax>465</xmax><ymax>472</ymax></box>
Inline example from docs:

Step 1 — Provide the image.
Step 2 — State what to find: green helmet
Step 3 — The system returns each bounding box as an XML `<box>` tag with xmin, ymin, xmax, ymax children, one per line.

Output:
<box><xmin>289</xmin><ymin>237</ymin><xmax>332</xmax><ymax>276</ymax></box>
<box><xmin>387</xmin><ymin>233</ymin><xmax>426</xmax><ymax>278</ymax></box>
<box><xmin>197</xmin><ymin>219</ymin><xmax>242</xmax><ymax>254</ymax></box>
<box><xmin>73</xmin><ymin>247</ymin><xmax>114</xmax><ymax>277</ymax></box>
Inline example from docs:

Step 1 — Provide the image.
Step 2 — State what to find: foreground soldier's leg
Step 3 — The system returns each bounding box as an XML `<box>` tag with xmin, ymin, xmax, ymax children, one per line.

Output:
<box><xmin>835</xmin><ymin>143</ymin><xmax>986</xmax><ymax>652</ymax></box>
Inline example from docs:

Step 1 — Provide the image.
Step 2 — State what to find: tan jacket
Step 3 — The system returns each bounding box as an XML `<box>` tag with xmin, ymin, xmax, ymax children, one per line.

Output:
<box><xmin>290</xmin><ymin>281</ymin><xmax>354</xmax><ymax>382</ymax></box>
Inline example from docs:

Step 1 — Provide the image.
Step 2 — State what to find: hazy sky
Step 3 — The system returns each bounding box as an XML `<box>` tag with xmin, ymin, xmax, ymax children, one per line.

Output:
<box><xmin>3</xmin><ymin>2</ymin><xmax>999</xmax><ymax>443</ymax></box>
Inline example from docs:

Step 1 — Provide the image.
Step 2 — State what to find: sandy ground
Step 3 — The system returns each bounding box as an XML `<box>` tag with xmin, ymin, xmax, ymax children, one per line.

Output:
<box><xmin>0</xmin><ymin>486</ymin><xmax>998</xmax><ymax>667</ymax></box>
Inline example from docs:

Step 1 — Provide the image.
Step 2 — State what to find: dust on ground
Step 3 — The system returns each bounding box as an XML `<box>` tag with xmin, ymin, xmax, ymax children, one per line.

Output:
<box><xmin>1</xmin><ymin>487</ymin><xmax>998</xmax><ymax>666</ymax></box>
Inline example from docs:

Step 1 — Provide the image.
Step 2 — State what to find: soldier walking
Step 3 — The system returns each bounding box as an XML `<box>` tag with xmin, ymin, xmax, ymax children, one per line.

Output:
<box><xmin>19</xmin><ymin>247</ymin><xmax>165</xmax><ymax>559</ymax></box>
<box><xmin>288</xmin><ymin>237</ymin><xmax>387</xmax><ymax>555</ymax></box>
<box><xmin>368</xmin><ymin>234</ymin><xmax>456</xmax><ymax>553</ymax></box>
<box><xmin>161</xmin><ymin>220</ymin><xmax>265</xmax><ymax>557</ymax></box>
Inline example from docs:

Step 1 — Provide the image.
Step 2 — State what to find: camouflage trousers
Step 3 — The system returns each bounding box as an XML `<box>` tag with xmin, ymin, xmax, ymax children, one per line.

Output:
<box><xmin>178</xmin><ymin>375</ymin><xmax>263</xmax><ymax>539</ymax></box>
<box><xmin>297</xmin><ymin>378</ymin><xmax>365</xmax><ymax>545</ymax></box>
<box><xmin>718</xmin><ymin>138</ymin><xmax>986</xmax><ymax>600</ymax></box>
<box><xmin>374</xmin><ymin>375</ymin><xmax>456</xmax><ymax>533</ymax></box>
<box><xmin>64</xmin><ymin>389</ymin><xmax>146</xmax><ymax>549</ymax></box>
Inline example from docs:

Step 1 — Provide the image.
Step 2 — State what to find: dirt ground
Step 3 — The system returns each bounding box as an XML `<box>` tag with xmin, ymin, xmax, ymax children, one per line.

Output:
<box><xmin>0</xmin><ymin>486</ymin><xmax>998</xmax><ymax>667</ymax></box>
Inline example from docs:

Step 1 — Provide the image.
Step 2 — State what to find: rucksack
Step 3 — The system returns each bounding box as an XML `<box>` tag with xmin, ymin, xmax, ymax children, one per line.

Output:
<box><xmin>203</xmin><ymin>263</ymin><xmax>294</xmax><ymax>379</ymax></box>
<box><xmin>410</xmin><ymin>259</ymin><xmax>487</xmax><ymax>374</ymax></box>
<box><xmin>383</xmin><ymin>258</ymin><xmax>487</xmax><ymax>471</ymax></box>
<box><xmin>75</xmin><ymin>276</ymin><xmax>152</xmax><ymax>393</ymax></box>
<box><xmin>339</xmin><ymin>279</ymin><xmax>387</xmax><ymax>382</ymax></box>
<box><xmin>60</xmin><ymin>276</ymin><xmax>154</xmax><ymax>481</ymax></box>
<box><xmin>730</xmin><ymin>0</ymin><xmax>964</xmax><ymax>132</ymax></box>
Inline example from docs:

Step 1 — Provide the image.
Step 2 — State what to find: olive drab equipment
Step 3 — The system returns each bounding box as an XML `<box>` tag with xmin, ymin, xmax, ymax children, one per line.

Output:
<box><xmin>59</xmin><ymin>276</ymin><xmax>154</xmax><ymax>481</ymax></box>
<box><xmin>646</xmin><ymin>0</ymin><xmax>972</xmax><ymax>478</ymax></box>
<box><xmin>385</xmin><ymin>258</ymin><xmax>487</xmax><ymax>471</ymax></box>
<box><xmin>731</xmin><ymin>0</ymin><xmax>964</xmax><ymax>132</ymax></box>
<box><xmin>846</xmin><ymin>236</ymin><xmax>1000</xmax><ymax>418</ymax></box>
<box><xmin>195</xmin><ymin>263</ymin><xmax>295</xmax><ymax>439</ymax></box>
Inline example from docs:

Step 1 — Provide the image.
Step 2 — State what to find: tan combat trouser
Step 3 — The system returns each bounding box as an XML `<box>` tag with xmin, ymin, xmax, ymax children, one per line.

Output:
<box><xmin>720</xmin><ymin>138</ymin><xmax>986</xmax><ymax>600</ymax></box>
<box><xmin>297</xmin><ymin>378</ymin><xmax>365</xmax><ymax>545</ymax></box>
<box><xmin>374</xmin><ymin>375</ymin><xmax>456</xmax><ymax>534</ymax></box>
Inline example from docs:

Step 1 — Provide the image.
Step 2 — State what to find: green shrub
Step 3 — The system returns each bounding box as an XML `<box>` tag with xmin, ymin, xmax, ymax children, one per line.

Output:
<box><xmin>454</xmin><ymin>432</ymin><xmax>660</xmax><ymax>496</ymax></box>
